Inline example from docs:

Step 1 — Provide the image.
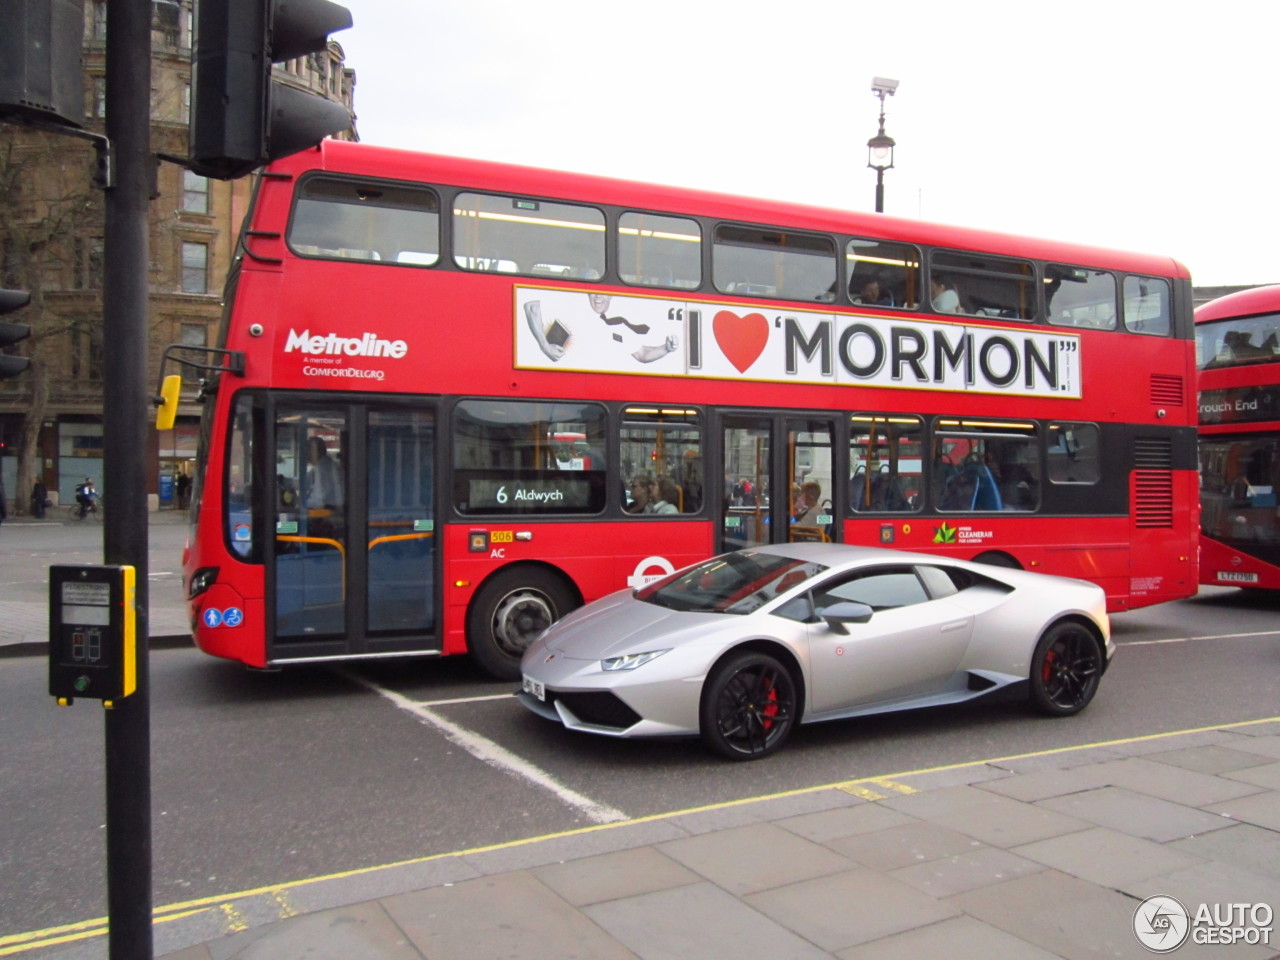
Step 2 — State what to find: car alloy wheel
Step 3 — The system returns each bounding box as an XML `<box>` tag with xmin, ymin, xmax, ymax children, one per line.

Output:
<box><xmin>700</xmin><ymin>650</ymin><xmax>797</xmax><ymax>760</ymax></box>
<box><xmin>1029</xmin><ymin>621</ymin><xmax>1102</xmax><ymax>716</ymax></box>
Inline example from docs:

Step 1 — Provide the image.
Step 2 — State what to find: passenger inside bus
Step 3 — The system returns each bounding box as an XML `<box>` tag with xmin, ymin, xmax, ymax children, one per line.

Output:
<box><xmin>930</xmin><ymin>277</ymin><xmax>961</xmax><ymax>313</ymax></box>
<box><xmin>852</xmin><ymin>275</ymin><xmax>894</xmax><ymax>307</ymax></box>
<box><xmin>649</xmin><ymin>476</ymin><xmax>680</xmax><ymax>514</ymax></box>
<box><xmin>626</xmin><ymin>474</ymin><xmax>652</xmax><ymax>513</ymax></box>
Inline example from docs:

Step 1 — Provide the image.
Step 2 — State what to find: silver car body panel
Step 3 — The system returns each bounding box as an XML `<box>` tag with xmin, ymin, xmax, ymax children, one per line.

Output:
<box><xmin>519</xmin><ymin>543</ymin><xmax>1112</xmax><ymax>740</ymax></box>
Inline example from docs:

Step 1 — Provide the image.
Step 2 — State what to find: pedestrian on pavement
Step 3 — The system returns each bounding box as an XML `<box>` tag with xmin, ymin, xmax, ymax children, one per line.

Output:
<box><xmin>32</xmin><ymin>480</ymin><xmax>48</xmax><ymax>519</ymax></box>
<box><xmin>76</xmin><ymin>477</ymin><xmax>98</xmax><ymax>519</ymax></box>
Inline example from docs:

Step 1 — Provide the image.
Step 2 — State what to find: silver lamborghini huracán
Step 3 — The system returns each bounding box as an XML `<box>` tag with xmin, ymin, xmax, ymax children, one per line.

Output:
<box><xmin>518</xmin><ymin>544</ymin><xmax>1112</xmax><ymax>760</ymax></box>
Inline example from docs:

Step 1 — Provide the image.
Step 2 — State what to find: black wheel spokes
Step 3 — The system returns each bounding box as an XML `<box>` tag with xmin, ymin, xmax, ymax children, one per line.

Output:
<box><xmin>1045</xmin><ymin>634</ymin><xmax>1099</xmax><ymax>708</ymax></box>
<box><xmin>718</xmin><ymin>666</ymin><xmax>794</xmax><ymax>755</ymax></box>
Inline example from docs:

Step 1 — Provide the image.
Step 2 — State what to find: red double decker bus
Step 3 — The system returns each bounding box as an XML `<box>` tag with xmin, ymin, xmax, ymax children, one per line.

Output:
<box><xmin>174</xmin><ymin>140</ymin><xmax>1198</xmax><ymax>679</ymax></box>
<box><xmin>1196</xmin><ymin>285</ymin><xmax>1280</xmax><ymax>590</ymax></box>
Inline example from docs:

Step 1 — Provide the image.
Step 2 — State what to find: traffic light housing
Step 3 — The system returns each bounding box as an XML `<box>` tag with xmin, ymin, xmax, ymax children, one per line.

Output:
<box><xmin>0</xmin><ymin>0</ymin><xmax>84</xmax><ymax>130</ymax></box>
<box><xmin>190</xmin><ymin>0</ymin><xmax>353</xmax><ymax>181</ymax></box>
<box><xmin>0</xmin><ymin>289</ymin><xmax>33</xmax><ymax>380</ymax></box>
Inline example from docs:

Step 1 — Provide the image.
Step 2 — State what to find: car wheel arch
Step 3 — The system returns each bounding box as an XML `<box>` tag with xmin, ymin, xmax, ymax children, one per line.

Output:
<box><xmin>703</xmin><ymin>639</ymin><xmax>807</xmax><ymax>722</ymax></box>
<box><xmin>1038</xmin><ymin>614</ymin><xmax>1105</xmax><ymax>648</ymax></box>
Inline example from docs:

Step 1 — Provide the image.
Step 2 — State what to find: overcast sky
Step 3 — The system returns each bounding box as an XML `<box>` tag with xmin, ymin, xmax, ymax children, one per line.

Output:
<box><xmin>334</xmin><ymin>0</ymin><xmax>1278</xmax><ymax>287</ymax></box>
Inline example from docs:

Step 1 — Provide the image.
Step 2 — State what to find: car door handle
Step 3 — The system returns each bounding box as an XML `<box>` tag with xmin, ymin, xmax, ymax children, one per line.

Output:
<box><xmin>940</xmin><ymin>620</ymin><xmax>969</xmax><ymax>633</ymax></box>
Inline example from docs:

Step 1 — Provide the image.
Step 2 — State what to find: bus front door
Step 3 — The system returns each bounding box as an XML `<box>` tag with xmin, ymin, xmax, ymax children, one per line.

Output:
<box><xmin>719</xmin><ymin>415</ymin><xmax>835</xmax><ymax>552</ymax></box>
<box><xmin>269</xmin><ymin>401</ymin><xmax>437</xmax><ymax>661</ymax></box>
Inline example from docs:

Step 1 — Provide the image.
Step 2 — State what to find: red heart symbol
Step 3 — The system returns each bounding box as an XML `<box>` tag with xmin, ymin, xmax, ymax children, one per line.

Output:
<box><xmin>713</xmin><ymin>311</ymin><xmax>769</xmax><ymax>373</ymax></box>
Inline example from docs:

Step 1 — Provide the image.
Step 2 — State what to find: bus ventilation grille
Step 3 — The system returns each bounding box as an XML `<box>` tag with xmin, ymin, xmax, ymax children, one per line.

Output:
<box><xmin>1133</xmin><ymin>437</ymin><xmax>1174</xmax><ymax>528</ymax></box>
<box><xmin>1132</xmin><ymin>437</ymin><xmax>1173</xmax><ymax>469</ymax></box>
<box><xmin>1134</xmin><ymin>471</ymin><xmax>1174</xmax><ymax>527</ymax></box>
<box><xmin>1149</xmin><ymin>374</ymin><xmax>1184</xmax><ymax>405</ymax></box>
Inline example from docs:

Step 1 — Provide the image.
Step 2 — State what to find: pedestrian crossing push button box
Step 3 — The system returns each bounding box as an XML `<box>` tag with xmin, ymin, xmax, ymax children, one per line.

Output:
<box><xmin>49</xmin><ymin>565</ymin><xmax>137</xmax><ymax>705</ymax></box>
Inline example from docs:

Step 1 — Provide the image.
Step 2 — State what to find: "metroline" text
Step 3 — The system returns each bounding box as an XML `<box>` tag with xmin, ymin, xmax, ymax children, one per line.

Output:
<box><xmin>284</xmin><ymin>329</ymin><xmax>409</xmax><ymax>358</ymax></box>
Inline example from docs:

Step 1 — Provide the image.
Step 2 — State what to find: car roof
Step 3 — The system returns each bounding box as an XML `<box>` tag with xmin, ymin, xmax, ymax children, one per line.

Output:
<box><xmin>745</xmin><ymin>542</ymin><xmax>959</xmax><ymax>568</ymax></box>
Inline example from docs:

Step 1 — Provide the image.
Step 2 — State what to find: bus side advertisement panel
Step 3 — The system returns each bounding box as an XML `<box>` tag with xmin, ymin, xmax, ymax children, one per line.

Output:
<box><xmin>513</xmin><ymin>287</ymin><xmax>1080</xmax><ymax>399</ymax></box>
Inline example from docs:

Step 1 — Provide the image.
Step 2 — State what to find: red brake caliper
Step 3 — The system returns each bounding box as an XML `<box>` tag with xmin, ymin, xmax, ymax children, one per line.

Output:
<box><xmin>1042</xmin><ymin>649</ymin><xmax>1057</xmax><ymax>684</ymax></box>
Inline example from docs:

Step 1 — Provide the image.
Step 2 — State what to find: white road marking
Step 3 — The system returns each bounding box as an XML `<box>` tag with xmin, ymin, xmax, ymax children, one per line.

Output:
<box><xmin>1122</xmin><ymin>630</ymin><xmax>1278</xmax><ymax>646</ymax></box>
<box><xmin>342</xmin><ymin>671</ymin><xmax>629</xmax><ymax>824</ymax></box>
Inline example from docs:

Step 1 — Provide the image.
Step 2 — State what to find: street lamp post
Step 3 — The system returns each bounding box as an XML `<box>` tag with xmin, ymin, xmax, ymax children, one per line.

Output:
<box><xmin>867</xmin><ymin>76</ymin><xmax>898</xmax><ymax>213</ymax></box>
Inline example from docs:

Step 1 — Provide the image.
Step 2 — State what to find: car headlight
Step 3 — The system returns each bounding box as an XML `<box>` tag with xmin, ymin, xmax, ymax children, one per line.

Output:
<box><xmin>601</xmin><ymin>649</ymin><xmax>669</xmax><ymax>672</ymax></box>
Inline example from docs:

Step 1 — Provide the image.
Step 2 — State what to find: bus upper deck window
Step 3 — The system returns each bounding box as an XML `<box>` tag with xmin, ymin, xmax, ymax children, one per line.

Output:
<box><xmin>1046</xmin><ymin>265</ymin><xmax>1117</xmax><ymax>330</ymax></box>
<box><xmin>619</xmin><ymin>212</ymin><xmax>701</xmax><ymax>290</ymax></box>
<box><xmin>288</xmin><ymin>177</ymin><xmax>440</xmax><ymax>266</ymax></box>
<box><xmin>846</xmin><ymin>238</ymin><xmax>921</xmax><ymax>310</ymax></box>
<box><xmin>453</xmin><ymin>193</ymin><xmax>605</xmax><ymax>281</ymax></box>
<box><xmin>713</xmin><ymin>225</ymin><xmax>837</xmax><ymax>303</ymax></box>
<box><xmin>931</xmin><ymin>251</ymin><xmax>1036</xmax><ymax>321</ymax></box>
<box><xmin>1123</xmin><ymin>276</ymin><xmax>1171</xmax><ymax>336</ymax></box>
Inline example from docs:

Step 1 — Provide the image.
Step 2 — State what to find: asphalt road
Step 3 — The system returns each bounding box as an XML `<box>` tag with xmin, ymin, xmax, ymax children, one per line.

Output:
<box><xmin>0</xmin><ymin>519</ymin><xmax>189</xmax><ymax>613</ymax></box>
<box><xmin>2</xmin><ymin>584</ymin><xmax>1278</xmax><ymax>942</ymax></box>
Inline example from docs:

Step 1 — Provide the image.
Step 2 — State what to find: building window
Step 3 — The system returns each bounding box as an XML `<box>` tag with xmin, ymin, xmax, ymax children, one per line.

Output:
<box><xmin>181</xmin><ymin>170</ymin><xmax>209</xmax><ymax>213</ymax></box>
<box><xmin>153</xmin><ymin>0</ymin><xmax>180</xmax><ymax>47</ymax></box>
<box><xmin>181</xmin><ymin>241</ymin><xmax>208</xmax><ymax>294</ymax></box>
<box><xmin>91</xmin><ymin>76</ymin><xmax>106</xmax><ymax>119</ymax></box>
<box><xmin>74</xmin><ymin>237</ymin><xmax>105</xmax><ymax>290</ymax></box>
<box><xmin>71</xmin><ymin>327</ymin><xmax>104</xmax><ymax>381</ymax></box>
<box><xmin>179</xmin><ymin>321</ymin><xmax>207</xmax><ymax>380</ymax></box>
<box><xmin>91</xmin><ymin>1</ymin><xmax>108</xmax><ymax>40</ymax></box>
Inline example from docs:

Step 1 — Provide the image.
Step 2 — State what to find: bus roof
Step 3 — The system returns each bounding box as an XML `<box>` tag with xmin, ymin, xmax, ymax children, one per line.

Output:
<box><xmin>1195</xmin><ymin>284</ymin><xmax>1280</xmax><ymax>323</ymax></box>
<box><xmin>273</xmin><ymin>140</ymin><xmax>1191</xmax><ymax>281</ymax></box>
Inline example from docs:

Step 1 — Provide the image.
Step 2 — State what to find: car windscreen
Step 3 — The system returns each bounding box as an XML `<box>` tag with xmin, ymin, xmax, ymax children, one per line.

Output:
<box><xmin>637</xmin><ymin>551</ymin><xmax>828</xmax><ymax>614</ymax></box>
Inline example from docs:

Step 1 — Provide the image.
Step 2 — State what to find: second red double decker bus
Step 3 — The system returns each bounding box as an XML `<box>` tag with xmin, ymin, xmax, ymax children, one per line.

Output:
<box><xmin>174</xmin><ymin>141</ymin><xmax>1199</xmax><ymax>679</ymax></box>
<box><xmin>1196</xmin><ymin>285</ymin><xmax>1280</xmax><ymax>590</ymax></box>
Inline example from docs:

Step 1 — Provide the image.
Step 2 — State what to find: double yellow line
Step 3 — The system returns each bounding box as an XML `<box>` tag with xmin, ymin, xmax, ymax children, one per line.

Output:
<box><xmin>6</xmin><ymin>716</ymin><xmax>1277</xmax><ymax>956</ymax></box>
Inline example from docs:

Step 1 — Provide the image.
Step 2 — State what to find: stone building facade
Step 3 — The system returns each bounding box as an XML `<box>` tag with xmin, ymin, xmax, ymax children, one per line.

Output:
<box><xmin>0</xmin><ymin>0</ymin><xmax>355</xmax><ymax>514</ymax></box>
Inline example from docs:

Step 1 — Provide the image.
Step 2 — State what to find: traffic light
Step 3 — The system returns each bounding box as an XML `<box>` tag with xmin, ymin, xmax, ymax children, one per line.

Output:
<box><xmin>0</xmin><ymin>0</ymin><xmax>84</xmax><ymax>130</ymax></box>
<box><xmin>0</xmin><ymin>289</ymin><xmax>33</xmax><ymax>379</ymax></box>
<box><xmin>190</xmin><ymin>0</ymin><xmax>353</xmax><ymax>181</ymax></box>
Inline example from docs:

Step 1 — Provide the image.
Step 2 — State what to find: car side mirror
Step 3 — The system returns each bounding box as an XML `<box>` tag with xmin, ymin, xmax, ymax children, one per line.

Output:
<box><xmin>819</xmin><ymin>601</ymin><xmax>873</xmax><ymax>634</ymax></box>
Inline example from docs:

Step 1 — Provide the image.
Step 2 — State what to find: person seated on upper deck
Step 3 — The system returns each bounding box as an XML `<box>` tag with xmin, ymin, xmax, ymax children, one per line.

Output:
<box><xmin>853</xmin><ymin>275</ymin><xmax>894</xmax><ymax>307</ymax></box>
<box><xmin>930</xmin><ymin>276</ymin><xmax>961</xmax><ymax>313</ymax></box>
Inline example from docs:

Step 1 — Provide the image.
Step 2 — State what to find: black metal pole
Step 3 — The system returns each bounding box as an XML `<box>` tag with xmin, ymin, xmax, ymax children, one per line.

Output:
<box><xmin>875</xmin><ymin>170</ymin><xmax>885</xmax><ymax>214</ymax></box>
<box><xmin>102</xmin><ymin>0</ymin><xmax>153</xmax><ymax>956</ymax></box>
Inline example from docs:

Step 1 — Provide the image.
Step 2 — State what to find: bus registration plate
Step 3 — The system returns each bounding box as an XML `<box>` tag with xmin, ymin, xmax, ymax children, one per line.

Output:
<box><xmin>1216</xmin><ymin>571</ymin><xmax>1259</xmax><ymax>584</ymax></box>
<box><xmin>522</xmin><ymin>674</ymin><xmax>545</xmax><ymax>701</ymax></box>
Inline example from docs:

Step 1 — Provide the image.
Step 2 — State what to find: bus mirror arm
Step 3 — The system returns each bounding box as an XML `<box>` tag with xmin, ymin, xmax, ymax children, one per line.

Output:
<box><xmin>152</xmin><ymin>344</ymin><xmax>247</xmax><ymax>428</ymax></box>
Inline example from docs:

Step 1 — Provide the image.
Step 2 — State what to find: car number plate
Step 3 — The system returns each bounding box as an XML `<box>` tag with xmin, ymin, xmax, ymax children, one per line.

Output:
<box><xmin>522</xmin><ymin>674</ymin><xmax>545</xmax><ymax>701</ymax></box>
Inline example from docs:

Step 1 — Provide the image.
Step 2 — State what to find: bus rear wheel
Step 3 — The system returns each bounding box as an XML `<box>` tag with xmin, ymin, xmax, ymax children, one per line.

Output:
<box><xmin>467</xmin><ymin>568</ymin><xmax>576</xmax><ymax>681</ymax></box>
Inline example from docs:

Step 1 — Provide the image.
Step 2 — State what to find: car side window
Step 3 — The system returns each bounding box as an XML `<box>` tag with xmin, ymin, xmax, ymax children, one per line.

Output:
<box><xmin>812</xmin><ymin>566</ymin><xmax>928</xmax><ymax>612</ymax></box>
<box><xmin>914</xmin><ymin>565</ymin><xmax>959</xmax><ymax>599</ymax></box>
<box><xmin>772</xmin><ymin>595</ymin><xmax>815</xmax><ymax>623</ymax></box>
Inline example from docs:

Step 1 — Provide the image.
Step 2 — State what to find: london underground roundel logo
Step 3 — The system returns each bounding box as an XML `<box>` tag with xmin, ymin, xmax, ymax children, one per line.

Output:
<box><xmin>1133</xmin><ymin>895</ymin><xmax>1190</xmax><ymax>952</ymax></box>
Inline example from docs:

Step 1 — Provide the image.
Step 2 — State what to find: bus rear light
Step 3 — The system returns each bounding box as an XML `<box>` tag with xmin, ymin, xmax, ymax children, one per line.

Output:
<box><xmin>188</xmin><ymin>567</ymin><xmax>220</xmax><ymax>599</ymax></box>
